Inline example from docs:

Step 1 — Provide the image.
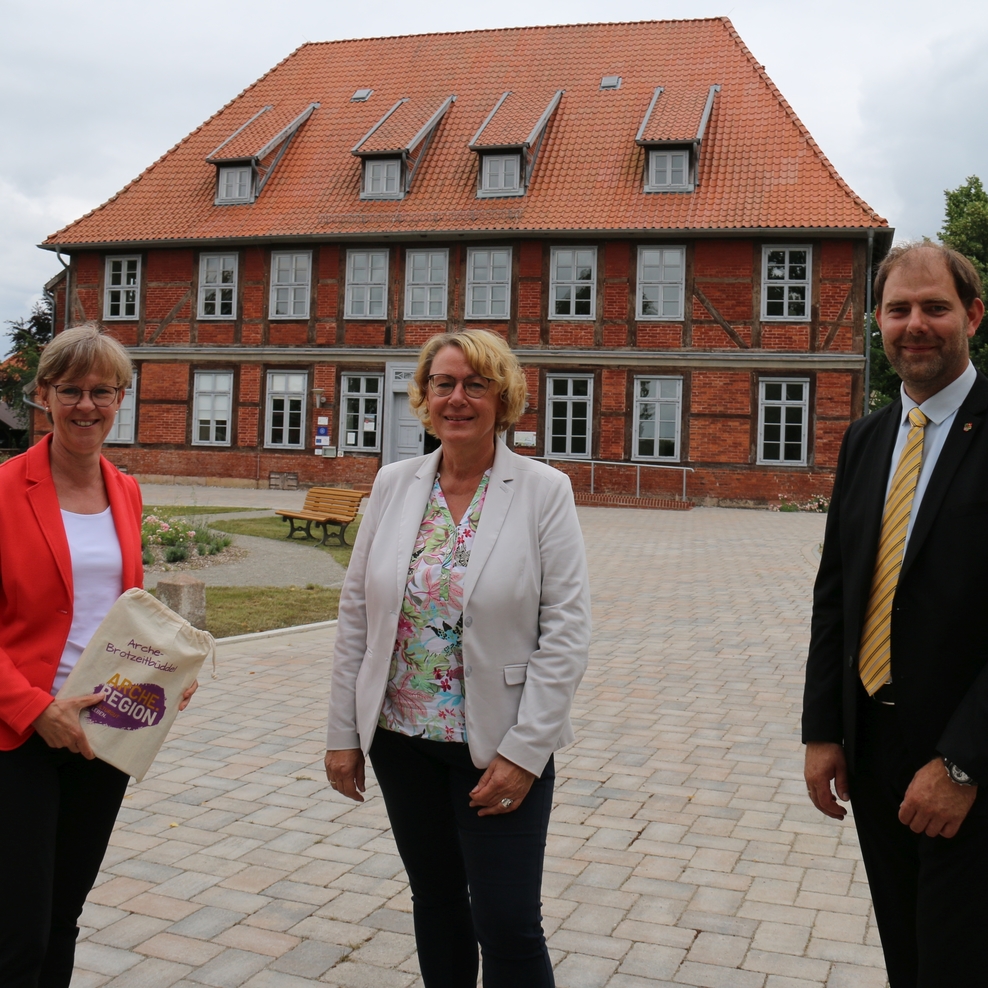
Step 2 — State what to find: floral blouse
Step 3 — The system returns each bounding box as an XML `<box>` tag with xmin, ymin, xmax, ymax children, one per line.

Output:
<box><xmin>379</xmin><ymin>470</ymin><xmax>491</xmax><ymax>742</ymax></box>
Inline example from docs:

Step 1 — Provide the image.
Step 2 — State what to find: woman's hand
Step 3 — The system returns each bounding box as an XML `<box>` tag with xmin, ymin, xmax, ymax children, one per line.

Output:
<box><xmin>32</xmin><ymin>694</ymin><xmax>104</xmax><ymax>758</ymax></box>
<box><xmin>469</xmin><ymin>754</ymin><xmax>536</xmax><ymax>816</ymax></box>
<box><xmin>178</xmin><ymin>680</ymin><xmax>199</xmax><ymax>711</ymax></box>
<box><xmin>325</xmin><ymin>748</ymin><xmax>366</xmax><ymax>802</ymax></box>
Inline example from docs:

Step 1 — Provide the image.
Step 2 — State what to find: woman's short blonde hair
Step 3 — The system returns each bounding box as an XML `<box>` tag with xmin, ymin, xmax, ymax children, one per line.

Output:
<box><xmin>409</xmin><ymin>329</ymin><xmax>527</xmax><ymax>434</ymax></box>
<box><xmin>36</xmin><ymin>323</ymin><xmax>134</xmax><ymax>391</ymax></box>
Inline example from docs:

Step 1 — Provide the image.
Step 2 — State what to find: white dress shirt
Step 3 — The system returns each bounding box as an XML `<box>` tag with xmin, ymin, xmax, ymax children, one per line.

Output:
<box><xmin>885</xmin><ymin>361</ymin><xmax>976</xmax><ymax>551</ymax></box>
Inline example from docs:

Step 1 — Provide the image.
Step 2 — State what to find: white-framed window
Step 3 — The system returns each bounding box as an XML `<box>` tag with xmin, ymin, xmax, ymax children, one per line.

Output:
<box><xmin>758</xmin><ymin>378</ymin><xmax>809</xmax><ymax>465</ymax></box>
<box><xmin>270</xmin><ymin>252</ymin><xmax>311</xmax><ymax>319</ymax></box>
<box><xmin>637</xmin><ymin>247</ymin><xmax>685</xmax><ymax>320</ymax></box>
<box><xmin>346</xmin><ymin>250</ymin><xmax>388</xmax><ymax>319</ymax></box>
<box><xmin>480</xmin><ymin>154</ymin><xmax>522</xmax><ymax>196</ymax></box>
<box><xmin>762</xmin><ymin>246</ymin><xmax>812</xmax><ymax>320</ymax></box>
<box><xmin>198</xmin><ymin>254</ymin><xmax>238</xmax><ymax>319</ymax></box>
<box><xmin>340</xmin><ymin>375</ymin><xmax>383</xmax><ymax>451</ymax></box>
<box><xmin>405</xmin><ymin>249</ymin><xmax>448</xmax><ymax>320</ymax></box>
<box><xmin>466</xmin><ymin>248</ymin><xmax>511</xmax><ymax>319</ymax></box>
<box><xmin>216</xmin><ymin>165</ymin><xmax>253</xmax><ymax>204</ymax></box>
<box><xmin>266</xmin><ymin>371</ymin><xmax>307</xmax><ymax>448</ymax></box>
<box><xmin>550</xmin><ymin>248</ymin><xmax>596</xmax><ymax>319</ymax></box>
<box><xmin>646</xmin><ymin>150</ymin><xmax>691</xmax><ymax>191</ymax></box>
<box><xmin>192</xmin><ymin>371</ymin><xmax>233</xmax><ymax>446</ymax></box>
<box><xmin>105</xmin><ymin>376</ymin><xmax>136</xmax><ymax>444</ymax></box>
<box><xmin>633</xmin><ymin>377</ymin><xmax>681</xmax><ymax>460</ymax></box>
<box><xmin>547</xmin><ymin>375</ymin><xmax>593</xmax><ymax>458</ymax></box>
<box><xmin>104</xmin><ymin>256</ymin><xmax>140</xmax><ymax>320</ymax></box>
<box><xmin>362</xmin><ymin>158</ymin><xmax>402</xmax><ymax>199</ymax></box>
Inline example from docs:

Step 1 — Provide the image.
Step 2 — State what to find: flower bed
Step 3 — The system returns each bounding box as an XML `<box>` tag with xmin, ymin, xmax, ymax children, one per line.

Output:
<box><xmin>142</xmin><ymin>513</ymin><xmax>233</xmax><ymax>566</ymax></box>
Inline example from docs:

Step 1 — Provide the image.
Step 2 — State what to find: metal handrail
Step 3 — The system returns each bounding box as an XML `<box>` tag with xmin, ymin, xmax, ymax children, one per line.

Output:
<box><xmin>531</xmin><ymin>456</ymin><xmax>695</xmax><ymax>500</ymax></box>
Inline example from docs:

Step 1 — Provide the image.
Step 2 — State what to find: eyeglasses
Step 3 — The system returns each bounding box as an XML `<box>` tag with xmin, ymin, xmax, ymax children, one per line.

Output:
<box><xmin>51</xmin><ymin>385</ymin><xmax>122</xmax><ymax>407</ymax></box>
<box><xmin>428</xmin><ymin>375</ymin><xmax>493</xmax><ymax>398</ymax></box>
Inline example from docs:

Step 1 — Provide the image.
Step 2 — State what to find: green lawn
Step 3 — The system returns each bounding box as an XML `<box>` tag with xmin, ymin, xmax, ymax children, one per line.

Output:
<box><xmin>211</xmin><ymin>514</ymin><xmax>362</xmax><ymax>568</ymax></box>
<box><xmin>145</xmin><ymin>505</ymin><xmax>253</xmax><ymax>517</ymax></box>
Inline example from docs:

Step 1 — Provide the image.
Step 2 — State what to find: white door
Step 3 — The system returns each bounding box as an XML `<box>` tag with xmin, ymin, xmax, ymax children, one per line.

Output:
<box><xmin>383</xmin><ymin>363</ymin><xmax>424</xmax><ymax>464</ymax></box>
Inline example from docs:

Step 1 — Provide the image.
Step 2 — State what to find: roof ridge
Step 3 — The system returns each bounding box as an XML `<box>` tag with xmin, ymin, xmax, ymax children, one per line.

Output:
<box><xmin>718</xmin><ymin>17</ymin><xmax>885</xmax><ymax>225</ymax></box>
<box><xmin>44</xmin><ymin>45</ymin><xmax>307</xmax><ymax>245</ymax></box>
<box><xmin>295</xmin><ymin>16</ymin><xmax>729</xmax><ymax>49</ymax></box>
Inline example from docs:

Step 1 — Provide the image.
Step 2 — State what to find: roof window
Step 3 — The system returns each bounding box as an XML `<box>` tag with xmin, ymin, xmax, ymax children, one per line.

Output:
<box><xmin>600</xmin><ymin>75</ymin><xmax>622</xmax><ymax>90</ymax></box>
<box><xmin>351</xmin><ymin>89</ymin><xmax>373</xmax><ymax>102</ymax></box>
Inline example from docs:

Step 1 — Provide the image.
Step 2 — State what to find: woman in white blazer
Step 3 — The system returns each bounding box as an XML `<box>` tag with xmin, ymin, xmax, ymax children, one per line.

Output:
<box><xmin>326</xmin><ymin>330</ymin><xmax>590</xmax><ymax>987</ymax></box>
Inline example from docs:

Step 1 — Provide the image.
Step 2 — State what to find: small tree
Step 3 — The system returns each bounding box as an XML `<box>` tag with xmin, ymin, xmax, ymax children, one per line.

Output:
<box><xmin>1</xmin><ymin>298</ymin><xmax>54</xmax><ymax>437</ymax></box>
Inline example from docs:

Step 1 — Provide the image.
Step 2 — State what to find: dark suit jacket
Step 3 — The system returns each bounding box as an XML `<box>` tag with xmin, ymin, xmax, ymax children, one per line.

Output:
<box><xmin>0</xmin><ymin>434</ymin><xmax>144</xmax><ymax>750</ymax></box>
<box><xmin>803</xmin><ymin>372</ymin><xmax>988</xmax><ymax>782</ymax></box>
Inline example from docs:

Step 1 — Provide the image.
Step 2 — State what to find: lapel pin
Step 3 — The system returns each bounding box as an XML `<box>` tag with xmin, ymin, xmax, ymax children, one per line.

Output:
<box><xmin>963</xmin><ymin>422</ymin><xmax>973</xmax><ymax>432</ymax></box>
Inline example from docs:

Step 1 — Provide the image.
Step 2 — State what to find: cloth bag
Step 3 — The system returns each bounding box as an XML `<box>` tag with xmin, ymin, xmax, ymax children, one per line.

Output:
<box><xmin>56</xmin><ymin>587</ymin><xmax>216</xmax><ymax>781</ymax></box>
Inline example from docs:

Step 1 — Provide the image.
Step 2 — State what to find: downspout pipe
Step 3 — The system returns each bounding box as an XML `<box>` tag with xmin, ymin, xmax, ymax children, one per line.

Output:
<box><xmin>863</xmin><ymin>229</ymin><xmax>874</xmax><ymax>416</ymax></box>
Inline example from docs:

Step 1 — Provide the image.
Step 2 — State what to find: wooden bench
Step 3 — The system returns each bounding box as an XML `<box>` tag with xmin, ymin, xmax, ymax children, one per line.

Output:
<box><xmin>274</xmin><ymin>487</ymin><xmax>366</xmax><ymax>547</ymax></box>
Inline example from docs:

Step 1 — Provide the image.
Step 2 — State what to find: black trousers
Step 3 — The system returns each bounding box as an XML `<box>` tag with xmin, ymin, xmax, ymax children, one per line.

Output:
<box><xmin>850</xmin><ymin>695</ymin><xmax>988</xmax><ymax>988</ymax></box>
<box><xmin>369</xmin><ymin>728</ymin><xmax>555</xmax><ymax>988</ymax></box>
<box><xmin>0</xmin><ymin>733</ymin><xmax>129</xmax><ymax>988</ymax></box>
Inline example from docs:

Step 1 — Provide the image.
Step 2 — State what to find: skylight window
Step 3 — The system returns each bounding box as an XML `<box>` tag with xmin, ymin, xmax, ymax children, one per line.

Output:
<box><xmin>600</xmin><ymin>76</ymin><xmax>622</xmax><ymax>90</ymax></box>
<box><xmin>351</xmin><ymin>89</ymin><xmax>373</xmax><ymax>102</ymax></box>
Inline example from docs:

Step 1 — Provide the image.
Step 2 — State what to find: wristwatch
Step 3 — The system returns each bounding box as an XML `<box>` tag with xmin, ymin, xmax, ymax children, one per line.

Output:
<box><xmin>942</xmin><ymin>757</ymin><xmax>977</xmax><ymax>787</ymax></box>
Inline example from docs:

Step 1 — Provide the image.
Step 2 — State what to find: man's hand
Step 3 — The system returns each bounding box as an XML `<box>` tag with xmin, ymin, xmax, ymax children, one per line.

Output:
<box><xmin>32</xmin><ymin>694</ymin><xmax>103</xmax><ymax>758</ymax></box>
<box><xmin>178</xmin><ymin>679</ymin><xmax>198</xmax><ymax>711</ymax></box>
<box><xmin>805</xmin><ymin>741</ymin><xmax>850</xmax><ymax>820</ymax></box>
<box><xmin>325</xmin><ymin>748</ymin><xmax>366</xmax><ymax>802</ymax></box>
<box><xmin>899</xmin><ymin>758</ymin><xmax>977</xmax><ymax>838</ymax></box>
<box><xmin>469</xmin><ymin>754</ymin><xmax>536</xmax><ymax>816</ymax></box>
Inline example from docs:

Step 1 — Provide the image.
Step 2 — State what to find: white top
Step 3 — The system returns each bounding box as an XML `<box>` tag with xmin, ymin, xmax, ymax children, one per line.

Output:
<box><xmin>885</xmin><ymin>361</ymin><xmax>977</xmax><ymax>551</ymax></box>
<box><xmin>52</xmin><ymin>507</ymin><xmax>124</xmax><ymax>694</ymax></box>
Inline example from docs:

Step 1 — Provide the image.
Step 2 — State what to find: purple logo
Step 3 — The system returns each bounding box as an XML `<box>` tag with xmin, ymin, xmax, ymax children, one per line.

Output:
<box><xmin>88</xmin><ymin>682</ymin><xmax>166</xmax><ymax>730</ymax></box>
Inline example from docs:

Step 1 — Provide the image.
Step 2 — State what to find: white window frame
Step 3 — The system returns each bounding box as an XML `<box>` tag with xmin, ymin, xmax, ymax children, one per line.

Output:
<box><xmin>216</xmin><ymin>165</ymin><xmax>253</xmax><ymax>204</ymax></box>
<box><xmin>465</xmin><ymin>248</ymin><xmax>512</xmax><ymax>319</ymax></box>
<box><xmin>265</xmin><ymin>371</ymin><xmax>307</xmax><ymax>449</ymax></box>
<box><xmin>340</xmin><ymin>374</ymin><xmax>384</xmax><ymax>452</ymax></box>
<box><xmin>758</xmin><ymin>378</ymin><xmax>809</xmax><ymax>466</ymax></box>
<box><xmin>550</xmin><ymin>247</ymin><xmax>597</xmax><ymax>321</ymax></box>
<box><xmin>637</xmin><ymin>246</ymin><xmax>685</xmax><ymax>320</ymax></box>
<box><xmin>645</xmin><ymin>149</ymin><xmax>692</xmax><ymax>192</ymax></box>
<box><xmin>346</xmin><ymin>250</ymin><xmax>389</xmax><ymax>319</ymax></box>
<box><xmin>762</xmin><ymin>245</ymin><xmax>812</xmax><ymax>321</ymax></box>
<box><xmin>269</xmin><ymin>251</ymin><xmax>311</xmax><ymax>320</ymax></box>
<box><xmin>362</xmin><ymin>158</ymin><xmax>403</xmax><ymax>199</ymax></box>
<box><xmin>192</xmin><ymin>371</ymin><xmax>233</xmax><ymax>447</ymax></box>
<box><xmin>103</xmin><ymin>256</ymin><xmax>140</xmax><ymax>321</ymax></box>
<box><xmin>104</xmin><ymin>375</ymin><xmax>136</xmax><ymax>444</ymax></box>
<box><xmin>198</xmin><ymin>253</ymin><xmax>238</xmax><ymax>320</ymax></box>
<box><xmin>479</xmin><ymin>154</ymin><xmax>523</xmax><ymax>197</ymax></box>
<box><xmin>632</xmin><ymin>376</ymin><xmax>682</xmax><ymax>461</ymax></box>
<box><xmin>404</xmin><ymin>249</ymin><xmax>449</xmax><ymax>320</ymax></box>
<box><xmin>546</xmin><ymin>374</ymin><xmax>594</xmax><ymax>459</ymax></box>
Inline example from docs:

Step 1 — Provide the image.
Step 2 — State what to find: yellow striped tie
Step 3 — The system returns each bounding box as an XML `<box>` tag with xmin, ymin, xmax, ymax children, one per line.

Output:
<box><xmin>858</xmin><ymin>407</ymin><xmax>929</xmax><ymax>695</ymax></box>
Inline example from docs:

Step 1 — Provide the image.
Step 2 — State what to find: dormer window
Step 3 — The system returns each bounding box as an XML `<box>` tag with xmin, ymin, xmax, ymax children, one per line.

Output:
<box><xmin>362</xmin><ymin>158</ymin><xmax>403</xmax><ymax>199</ymax></box>
<box><xmin>217</xmin><ymin>165</ymin><xmax>253</xmax><ymax>203</ymax></box>
<box><xmin>646</xmin><ymin>150</ymin><xmax>691</xmax><ymax>191</ymax></box>
<box><xmin>481</xmin><ymin>154</ymin><xmax>521</xmax><ymax>196</ymax></box>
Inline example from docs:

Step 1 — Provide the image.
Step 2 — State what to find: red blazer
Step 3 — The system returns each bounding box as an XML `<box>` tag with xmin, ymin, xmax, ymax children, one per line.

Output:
<box><xmin>0</xmin><ymin>434</ymin><xmax>143</xmax><ymax>750</ymax></box>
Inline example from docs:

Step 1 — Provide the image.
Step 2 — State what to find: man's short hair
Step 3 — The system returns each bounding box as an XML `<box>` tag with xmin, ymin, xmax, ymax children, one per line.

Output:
<box><xmin>874</xmin><ymin>242</ymin><xmax>983</xmax><ymax>310</ymax></box>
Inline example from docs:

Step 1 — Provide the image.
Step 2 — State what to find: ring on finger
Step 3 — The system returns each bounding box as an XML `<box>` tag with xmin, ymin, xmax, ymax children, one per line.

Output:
<box><xmin>500</xmin><ymin>797</ymin><xmax>513</xmax><ymax>809</ymax></box>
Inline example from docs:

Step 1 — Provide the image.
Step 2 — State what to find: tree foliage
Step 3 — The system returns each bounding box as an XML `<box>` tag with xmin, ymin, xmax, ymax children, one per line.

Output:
<box><xmin>1</xmin><ymin>298</ymin><xmax>54</xmax><ymax>437</ymax></box>
<box><xmin>869</xmin><ymin>175</ymin><xmax>988</xmax><ymax>410</ymax></box>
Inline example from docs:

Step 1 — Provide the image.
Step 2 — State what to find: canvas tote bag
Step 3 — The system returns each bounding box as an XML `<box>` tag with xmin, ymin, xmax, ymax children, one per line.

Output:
<box><xmin>56</xmin><ymin>587</ymin><xmax>216</xmax><ymax>781</ymax></box>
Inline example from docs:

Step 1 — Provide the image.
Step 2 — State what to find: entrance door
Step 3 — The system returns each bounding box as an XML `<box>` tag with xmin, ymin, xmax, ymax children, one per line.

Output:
<box><xmin>383</xmin><ymin>363</ymin><xmax>424</xmax><ymax>464</ymax></box>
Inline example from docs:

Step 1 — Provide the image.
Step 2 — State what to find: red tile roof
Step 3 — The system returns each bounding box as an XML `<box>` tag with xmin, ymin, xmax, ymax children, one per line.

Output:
<box><xmin>207</xmin><ymin>101</ymin><xmax>317</xmax><ymax>161</ymax></box>
<box><xmin>472</xmin><ymin>90</ymin><xmax>562</xmax><ymax>148</ymax></box>
<box><xmin>44</xmin><ymin>18</ymin><xmax>887</xmax><ymax>248</ymax></box>
<box><xmin>355</xmin><ymin>96</ymin><xmax>454</xmax><ymax>154</ymax></box>
<box><xmin>638</xmin><ymin>86</ymin><xmax>714</xmax><ymax>144</ymax></box>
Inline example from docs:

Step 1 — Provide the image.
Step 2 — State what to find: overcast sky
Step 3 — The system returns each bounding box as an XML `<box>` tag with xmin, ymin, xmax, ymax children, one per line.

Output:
<box><xmin>2</xmin><ymin>0</ymin><xmax>986</xmax><ymax>354</ymax></box>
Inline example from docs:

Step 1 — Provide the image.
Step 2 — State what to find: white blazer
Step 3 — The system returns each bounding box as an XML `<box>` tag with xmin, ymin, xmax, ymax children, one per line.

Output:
<box><xmin>326</xmin><ymin>439</ymin><xmax>591</xmax><ymax>776</ymax></box>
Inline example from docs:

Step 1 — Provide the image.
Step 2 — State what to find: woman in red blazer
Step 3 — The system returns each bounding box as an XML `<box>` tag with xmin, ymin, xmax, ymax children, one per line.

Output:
<box><xmin>0</xmin><ymin>324</ymin><xmax>195</xmax><ymax>988</ymax></box>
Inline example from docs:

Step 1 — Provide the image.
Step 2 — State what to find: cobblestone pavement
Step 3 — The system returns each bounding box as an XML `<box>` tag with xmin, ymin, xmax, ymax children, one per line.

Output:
<box><xmin>71</xmin><ymin>505</ymin><xmax>890</xmax><ymax>988</ymax></box>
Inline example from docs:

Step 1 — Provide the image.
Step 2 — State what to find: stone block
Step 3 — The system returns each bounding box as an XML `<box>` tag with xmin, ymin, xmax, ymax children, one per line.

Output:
<box><xmin>156</xmin><ymin>574</ymin><xmax>206</xmax><ymax>630</ymax></box>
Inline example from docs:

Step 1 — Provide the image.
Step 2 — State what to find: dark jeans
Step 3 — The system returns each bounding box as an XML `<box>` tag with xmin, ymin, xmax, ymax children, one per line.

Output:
<box><xmin>0</xmin><ymin>732</ymin><xmax>129</xmax><ymax>988</ymax></box>
<box><xmin>369</xmin><ymin>728</ymin><xmax>555</xmax><ymax>988</ymax></box>
<box><xmin>851</xmin><ymin>695</ymin><xmax>988</xmax><ymax>988</ymax></box>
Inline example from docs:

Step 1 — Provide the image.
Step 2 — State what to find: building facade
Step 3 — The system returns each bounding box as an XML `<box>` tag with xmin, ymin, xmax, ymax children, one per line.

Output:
<box><xmin>40</xmin><ymin>18</ymin><xmax>892</xmax><ymax>505</ymax></box>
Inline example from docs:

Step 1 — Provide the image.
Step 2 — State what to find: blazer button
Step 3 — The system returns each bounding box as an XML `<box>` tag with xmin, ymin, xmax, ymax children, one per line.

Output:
<box><xmin>464</xmin><ymin>616</ymin><xmax>473</xmax><ymax>628</ymax></box>
<box><xmin>848</xmin><ymin>654</ymin><xmax>854</xmax><ymax>668</ymax></box>
<box><xmin>57</xmin><ymin>609</ymin><xmax>69</xmax><ymax>615</ymax></box>
<box><xmin>465</xmin><ymin>666</ymin><xmax>472</xmax><ymax>678</ymax></box>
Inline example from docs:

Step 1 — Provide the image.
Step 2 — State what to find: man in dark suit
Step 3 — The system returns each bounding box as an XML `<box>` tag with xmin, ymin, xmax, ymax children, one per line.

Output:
<box><xmin>803</xmin><ymin>243</ymin><xmax>986</xmax><ymax>988</ymax></box>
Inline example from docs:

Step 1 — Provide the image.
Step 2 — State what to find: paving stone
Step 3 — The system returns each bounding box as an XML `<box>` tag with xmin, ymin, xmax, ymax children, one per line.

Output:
<box><xmin>269</xmin><ymin>940</ymin><xmax>349</xmax><ymax>977</ymax></box>
<box><xmin>554</xmin><ymin>953</ymin><xmax>621</xmax><ymax>988</ymax></box>
<box><xmin>183</xmin><ymin>947</ymin><xmax>269</xmax><ymax>987</ymax></box>
<box><xmin>101</xmin><ymin>957</ymin><xmax>192</xmax><ymax>988</ymax></box>
<box><xmin>167</xmin><ymin>906</ymin><xmax>246</xmax><ymax>939</ymax></box>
